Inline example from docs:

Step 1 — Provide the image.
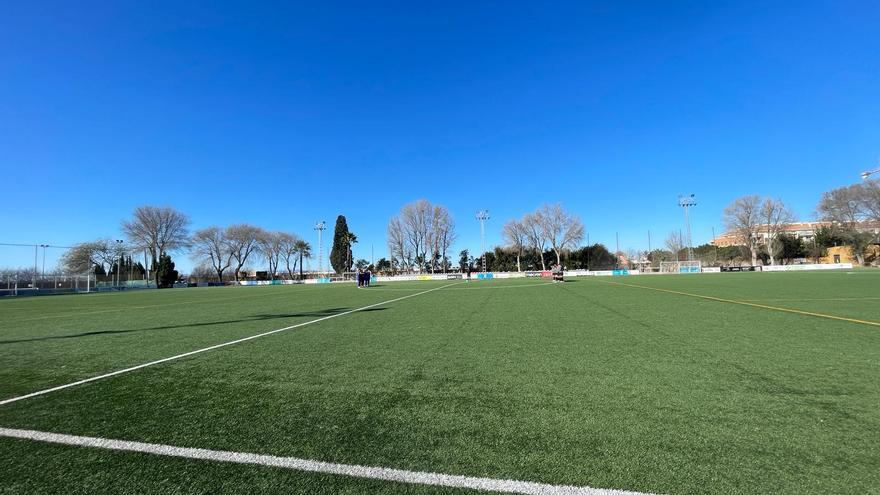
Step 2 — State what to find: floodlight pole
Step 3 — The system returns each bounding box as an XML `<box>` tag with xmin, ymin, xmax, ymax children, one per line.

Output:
<box><xmin>115</xmin><ymin>240</ymin><xmax>124</xmax><ymax>287</ymax></box>
<box><xmin>678</xmin><ymin>194</ymin><xmax>697</xmax><ymax>262</ymax></box>
<box><xmin>476</xmin><ymin>210</ymin><xmax>490</xmax><ymax>273</ymax></box>
<box><xmin>314</xmin><ymin>221</ymin><xmax>326</xmax><ymax>275</ymax></box>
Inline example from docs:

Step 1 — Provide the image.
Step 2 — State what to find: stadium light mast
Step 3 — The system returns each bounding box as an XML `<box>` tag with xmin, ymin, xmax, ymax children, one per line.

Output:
<box><xmin>314</xmin><ymin>221</ymin><xmax>326</xmax><ymax>274</ymax></box>
<box><xmin>476</xmin><ymin>210</ymin><xmax>490</xmax><ymax>273</ymax></box>
<box><xmin>678</xmin><ymin>194</ymin><xmax>697</xmax><ymax>261</ymax></box>
<box><xmin>115</xmin><ymin>240</ymin><xmax>124</xmax><ymax>287</ymax></box>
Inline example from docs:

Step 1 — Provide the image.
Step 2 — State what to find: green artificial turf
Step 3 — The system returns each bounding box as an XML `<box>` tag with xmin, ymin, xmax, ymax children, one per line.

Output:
<box><xmin>1</xmin><ymin>272</ymin><xmax>878</xmax><ymax>494</ymax></box>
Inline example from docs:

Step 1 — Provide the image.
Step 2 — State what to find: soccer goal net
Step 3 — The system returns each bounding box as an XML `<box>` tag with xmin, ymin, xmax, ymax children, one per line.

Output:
<box><xmin>659</xmin><ymin>261</ymin><xmax>702</xmax><ymax>273</ymax></box>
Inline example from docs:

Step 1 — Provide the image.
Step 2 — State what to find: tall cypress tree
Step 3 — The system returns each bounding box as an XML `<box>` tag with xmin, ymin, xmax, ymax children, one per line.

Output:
<box><xmin>329</xmin><ymin>215</ymin><xmax>354</xmax><ymax>274</ymax></box>
<box><xmin>155</xmin><ymin>253</ymin><xmax>179</xmax><ymax>288</ymax></box>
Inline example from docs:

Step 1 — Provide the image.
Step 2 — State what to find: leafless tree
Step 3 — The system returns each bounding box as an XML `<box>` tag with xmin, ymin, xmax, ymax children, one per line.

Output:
<box><xmin>191</xmin><ymin>227</ymin><xmax>233</xmax><ymax>283</ymax></box>
<box><xmin>400</xmin><ymin>199</ymin><xmax>431</xmax><ymax>270</ymax></box>
<box><xmin>387</xmin><ymin>217</ymin><xmax>409</xmax><ymax>271</ymax></box>
<box><xmin>502</xmin><ymin>219</ymin><xmax>528</xmax><ymax>272</ymax></box>
<box><xmin>277</xmin><ymin>233</ymin><xmax>300</xmax><ymax>280</ymax></box>
<box><xmin>60</xmin><ymin>241</ymin><xmax>105</xmax><ymax>274</ymax></box>
<box><xmin>121</xmin><ymin>206</ymin><xmax>191</xmax><ymax>285</ymax></box>
<box><xmin>723</xmin><ymin>195</ymin><xmax>762</xmax><ymax>266</ymax></box>
<box><xmin>761</xmin><ymin>198</ymin><xmax>796</xmax><ymax>265</ymax></box>
<box><xmin>665</xmin><ymin>231</ymin><xmax>684</xmax><ymax>261</ymax></box>
<box><xmin>432</xmin><ymin>205</ymin><xmax>457</xmax><ymax>272</ymax></box>
<box><xmin>388</xmin><ymin>200</ymin><xmax>457</xmax><ymax>273</ymax></box>
<box><xmin>225</xmin><ymin>224</ymin><xmax>265</xmax><ymax>281</ymax></box>
<box><xmin>859</xmin><ymin>179</ymin><xmax>880</xmax><ymax>221</ymax></box>
<box><xmin>537</xmin><ymin>203</ymin><xmax>585</xmax><ymax>266</ymax></box>
<box><xmin>259</xmin><ymin>231</ymin><xmax>288</xmax><ymax>280</ymax></box>
<box><xmin>60</xmin><ymin>238</ymin><xmax>121</xmax><ymax>275</ymax></box>
<box><xmin>818</xmin><ymin>183</ymin><xmax>870</xmax><ymax>225</ymax></box>
<box><xmin>817</xmin><ymin>182</ymin><xmax>876</xmax><ymax>264</ymax></box>
<box><xmin>523</xmin><ymin>212</ymin><xmax>548</xmax><ymax>270</ymax></box>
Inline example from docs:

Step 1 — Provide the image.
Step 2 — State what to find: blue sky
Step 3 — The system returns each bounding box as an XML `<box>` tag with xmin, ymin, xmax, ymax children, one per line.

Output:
<box><xmin>1</xmin><ymin>1</ymin><xmax>878</xmax><ymax>271</ymax></box>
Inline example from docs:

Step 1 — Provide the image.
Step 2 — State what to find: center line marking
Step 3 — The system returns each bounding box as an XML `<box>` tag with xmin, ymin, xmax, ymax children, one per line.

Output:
<box><xmin>0</xmin><ymin>282</ymin><xmax>463</xmax><ymax>406</ymax></box>
<box><xmin>0</xmin><ymin>427</ymin><xmax>657</xmax><ymax>495</ymax></box>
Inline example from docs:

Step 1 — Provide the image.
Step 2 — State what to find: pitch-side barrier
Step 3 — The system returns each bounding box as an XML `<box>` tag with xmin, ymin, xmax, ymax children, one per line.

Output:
<box><xmin>237</xmin><ymin>263</ymin><xmax>855</xmax><ymax>286</ymax></box>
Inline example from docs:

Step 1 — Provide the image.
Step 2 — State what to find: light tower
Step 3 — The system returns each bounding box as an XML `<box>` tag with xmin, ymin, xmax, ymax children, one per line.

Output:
<box><xmin>678</xmin><ymin>194</ymin><xmax>697</xmax><ymax>261</ymax></box>
<box><xmin>314</xmin><ymin>221</ymin><xmax>326</xmax><ymax>274</ymax></box>
<box><xmin>475</xmin><ymin>210</ymin><xmax>490</xmax><ymax>273</ymax></box>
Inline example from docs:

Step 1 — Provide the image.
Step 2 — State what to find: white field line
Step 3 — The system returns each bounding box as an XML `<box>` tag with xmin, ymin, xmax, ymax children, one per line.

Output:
<box><xmin>366</xmin><ymin>282</ymin><xmax>556</xmax><ymax>291</ymax></box>
<box><xmin>0</xmin><ymin>427</ymin><xmax>657</xmax><ymax>495</ymax></box>
<box><xmin>0</xmin><ymin>283</ymin><xmax>461</xmax><ymax>406</ymax></box>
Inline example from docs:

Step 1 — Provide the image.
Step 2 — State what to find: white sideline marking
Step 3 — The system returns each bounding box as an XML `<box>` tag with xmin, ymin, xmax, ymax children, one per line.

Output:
<box><xmin>0</xmin><ymin>283</ymin><xmax>461</xmax><ymax>406</ymax></box>
<box><xmin>0</xmin><ymin>427</ymin><xmax>657</xmax><ymax>495</ymax></box>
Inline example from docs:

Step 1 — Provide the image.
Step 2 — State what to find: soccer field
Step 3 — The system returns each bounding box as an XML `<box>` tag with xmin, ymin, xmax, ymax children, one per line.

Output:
<box><xmin>1</xmin><ymin>272</ymin><xmax>878</xmax><ymax>494</ymax></box>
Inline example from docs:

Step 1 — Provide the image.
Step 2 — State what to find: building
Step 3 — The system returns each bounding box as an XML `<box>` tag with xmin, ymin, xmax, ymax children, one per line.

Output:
<box><xmin>712</xmin><ymin>221</ymin><xmax>880</xmax><ymax>248</ymax></box>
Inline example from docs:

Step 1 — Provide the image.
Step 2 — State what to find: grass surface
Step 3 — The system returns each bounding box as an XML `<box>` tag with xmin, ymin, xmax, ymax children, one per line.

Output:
<box><xmin>1</xmin><ymin>272</ymin><xmax>879</xmax><ymax>494</ymax></box>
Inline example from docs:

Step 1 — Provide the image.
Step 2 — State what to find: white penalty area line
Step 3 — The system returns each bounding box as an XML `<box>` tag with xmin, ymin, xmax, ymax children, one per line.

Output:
<box><xmin>0</xmin><ymin>427</ymin><xmax>657</xmax><ymax>495</ymax></box>
<box><xmin>0</xmin><ymin>282</ymin><xmax>462</xmax><ymax>407</ymax></box>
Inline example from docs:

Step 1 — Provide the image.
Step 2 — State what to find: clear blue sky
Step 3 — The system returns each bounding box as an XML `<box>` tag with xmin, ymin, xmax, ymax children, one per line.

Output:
<box><xmin>2</xmin><ymin>1</ymin><xmax>878</xmax><ymax>271</ymax></box>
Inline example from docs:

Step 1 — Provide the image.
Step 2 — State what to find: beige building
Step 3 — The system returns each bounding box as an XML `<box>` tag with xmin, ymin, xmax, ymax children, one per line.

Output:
<box><xmin>713</xmin><ymin>221</ymin><xmax>880</xmax><ymax>248</ymax></box>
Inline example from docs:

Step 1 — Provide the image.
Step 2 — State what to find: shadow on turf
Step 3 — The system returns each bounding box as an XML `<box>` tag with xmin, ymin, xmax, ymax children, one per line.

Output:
<box><xmin>0</xmin><ymin>307</ymin><xmax>388</xmax><ymax>345</ymax></box>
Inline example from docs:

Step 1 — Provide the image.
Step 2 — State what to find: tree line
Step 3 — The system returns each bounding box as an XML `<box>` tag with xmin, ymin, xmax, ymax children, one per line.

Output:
<box><xmin>57</xmin><ymin>205</ymin><xmax>315</xmax><ymax>288</ymax></box>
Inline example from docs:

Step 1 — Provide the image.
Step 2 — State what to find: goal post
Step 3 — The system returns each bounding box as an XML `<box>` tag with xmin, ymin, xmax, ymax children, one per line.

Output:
<box><xmin>659</xmin><ymin>261</ymin><xmax>702</xmax><ymax>273</ymax></box>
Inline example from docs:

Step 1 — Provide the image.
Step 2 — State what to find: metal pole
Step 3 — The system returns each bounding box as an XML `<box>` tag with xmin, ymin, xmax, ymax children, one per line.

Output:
<box><xmin>861</xmin><ymin>167</ymin><xmax>880</xmax><ymax>180</ymax></box>
<box><xmin>476</xmin><ymin>210</ymin><xmax>490</xmax><ymax>273</ymax></box>
<box><xmin>34</xmin><ymin>244</ymin><xmax>38</xmax><ymax>288</ymax></box>
<box><xmin>678</xmin><ymin>194</ymin><xmax>697</xmax><ymax>262</ymax></box>
<box><xmin>314</xmin><ymin>221</ymin><xmax>326</xmax><ymax>275</ymax></box>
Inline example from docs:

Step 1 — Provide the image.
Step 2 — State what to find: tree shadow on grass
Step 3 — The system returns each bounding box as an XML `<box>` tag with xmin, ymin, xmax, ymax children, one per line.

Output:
<box><xmin>0</xmin><ymin>307</ymin><xmax>388</xmax><ymax>345</ymax></box>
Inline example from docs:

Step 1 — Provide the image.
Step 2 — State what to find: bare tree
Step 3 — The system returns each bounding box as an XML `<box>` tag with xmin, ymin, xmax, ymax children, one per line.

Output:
<box><xmin>121</xmin><ymin>206</ymin><xmax>191</xmax><ymax>286</ymax></box>
<box><xmin>259</xmin><ymin>231</ymin><xmax>288</xmax><ymax>280</ymax></box>
<box><xmin>502</xmin><ymin>219</ymin><xmax>528</xmax><ymax>272</ymax></box>
<box><xmin>387</xmin><ymin>217</ymin><xmax>409</xmax><ymax>271</ymax></box>
<box><xmin>859</xmin><ymin>180</ymin><xmax>880</xmax><ymax>221</ymax></box>
<box><xmin>818</xmin><ymin>184</ymin><xmax>869</xmax><ymax>225</ymax></box>
<box><xmin>225</xmin><ymin>224</ymin><xmax>265</xmax><ymax>281</ymax></box>
<box><xmin>723</xmin><ymin>195</ymin><xmax>762</xmax><ymax>266</ymax></box>
<box><xmin>60</xmin><ymin>241</ymin><xmax>105</xmax><ymax>274</ymax></box>
<box><xmin>388</xmin><ymin>200</ymin><xmax>456</xmax><ymax>273</ymax></box>
<box><xmin>400</xmin><ymin>199</ymin><xmax>431</xmax><ymax>271</ymax></box>
<box><xmin>432</xmin><ymin>205</ymin><xmax>457</xmax><ymax>272</ymax></box>
<box><xmin>191</xmin><ymin>227</ymin><xmax>233</xmax><ymax>283</ymax></box>
<box><xmin>761</xmin><ymin>198</ymin><xmax>796</xmax><ymax>265</ymax></box>
<box><xmin>538</xmin><ymin>203</ymin><xmax>585</xmax><ymax>266</ymax></box>
<box><xmin>665</xmin><ymin>231</ymin><xmax>684</xmax><ymax>261</ymax></box>
<box><xmin>523</xmin><ymin>212</ymin><xmax>548</xmax><ymax>270</ymax></box>
<box><xmin>817</xmin><ymin>183</ymin><xmax>874</xmax><ymax>264</ymax></box>
<box><xmin>277</xmin><ymin>233</ymin><xmax>300</xmax><ymax>280</ymax></box>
